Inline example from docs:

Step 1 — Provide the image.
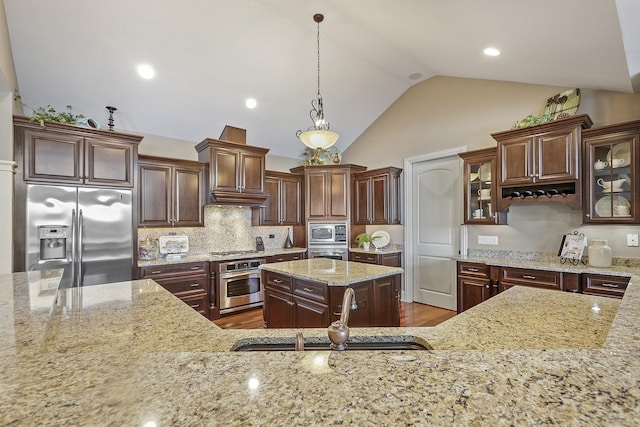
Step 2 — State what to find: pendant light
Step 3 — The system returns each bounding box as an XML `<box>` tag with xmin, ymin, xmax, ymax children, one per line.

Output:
<box><xmin>296</xmin><ymin>13</ymin><xmax>339</xmax><ymax>151</ymax></box>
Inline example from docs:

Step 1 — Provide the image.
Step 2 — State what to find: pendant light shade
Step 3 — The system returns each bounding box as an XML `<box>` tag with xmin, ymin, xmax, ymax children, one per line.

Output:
<box><xmin>296</xmin><ymin>13</ymin><xmax>339</xmax><ymax>150</ymax></box>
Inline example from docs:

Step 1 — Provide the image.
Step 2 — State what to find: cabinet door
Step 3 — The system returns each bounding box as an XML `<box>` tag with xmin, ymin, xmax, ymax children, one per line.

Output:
<box><xmin>212</xmin><ymin>147</ymin><xmax>240</xmax><ymax>193</ymax></box>
<box><xmin>280</xmin><ymin>175</ymin><xmax>302</xmax><ymax>225</ymax></box>
<box><xmin>353</xmin><ymin>176</ymin><xmax>371</xmax><ymax>224</ymax></box>
<box><xmin>85</xmin><ymin>138</ymin><xmax>134</xmax><ymax>187</ymax></box>
<box><xmin>174</xmin><ymin>166</ymin><xmax>206</xmax><ymax>226</ymax></box>
<box><xmin>535</xmin><ymin>127</ymin><xmax>579</xmax><ymax>183</ymax></box>
<box><xmin>499</xmin><ymin>135</ymin><xmax>533</xmax><ymax>186</ymax></box>
<box><xmin>583</xmin><ymin>128</ymin><xmax>638</xmax><ymax>224</ymax></box>
<box><xmin>370</xmin><ymin>174</ymin><xmax>390</xmax><ymax>224</ymax></box>
<box><xmin>263</xmin><ymin>288</ymin><xmax>294</xmax><ymax>328</ymax></box>
<box><xmin>261</xmin><ymin>175</ymin><xmax>282</xmax><ymax>225</ymax></box>
<box><xmin>240</xmin><ymin>151</ymin><xmax>265</xmax><ymax>194</ymax></box>
<box><xmin>139</xmin><ymin>163</ymin><xmax>172</xmax><ymax>227</ymax></box>
<box><xmin>23</xmin><ymin>129</ymin><xmax>84</xmax><ymax>183</ymax></box>
<box><xmin>306</xmin><ymin>171</ymin><xmax>329</xmax><ymax>219</ymax></box>
<box><xmin>457</xmin><ymin>277</ymin><xmax>491</xmax><ymax>313</ymax></box>
<box><xmin>293</xmin><ymin>295</ymin><xmax>330</xmax><ymax>327</ymax></box>
<box><xmin>371</xmin><ymin>276</ymin><xmax>400</xmax><ymax>326</ymax></box>
<box><xmin>328</xmin><ymin>170</ymin><xmax>349</xmax><ymax>219</ymax></box>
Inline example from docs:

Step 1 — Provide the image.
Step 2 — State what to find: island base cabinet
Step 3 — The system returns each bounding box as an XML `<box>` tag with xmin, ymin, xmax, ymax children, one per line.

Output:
<box><xmin>329</xmin><ymin>275</ymin><xmax>401</xmax><ymax>327</ymax></box>
<box><xmin>294</xmin><ymin>296</ymin><xmax>330</xmax><ymax>327</ymax></box>
<box><xmin>263</xmin><ymin>288</ymin><xmax>294</xmax><ymax>328</ymax></box>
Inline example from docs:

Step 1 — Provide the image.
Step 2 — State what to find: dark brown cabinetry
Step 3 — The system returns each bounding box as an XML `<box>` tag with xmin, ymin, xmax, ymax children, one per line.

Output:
<box><xmin>498</xmin><ymin>267</ymin><xmax>579</xmax><ymax>292</ymax></box>
<box><xmin>458</xmin><ymin>148</ymin><xmax>507</xmax><ymax>224</ymax></box>
<box><xmin>353</xmin><ymin>167</ymin><xmax>402</xmax><ymax>225</ymax></box>
<box><xmin>456</xmin><ymin>262</ymin><xmax>497</xmax><ymax>313</ymax></box>
<box><xmin>266</xmin><ymin>252</ymin><xmax>306</xmax><ymax>263</ymax></box>
<box><xmin>257</xmin><ymin>171</ymin><xmax>303</xmax><ymax>226</ymax></box>
<box><xmin>349</xmin><ymin>251</ymin><xmax>401</xmax><ymax>267</ymax></box>
<box><xmin>14</xmin><ymin>116</ymin><xmax>141</xmax><ymax>187</ymax></box>
<box><xmin>263</xmin><ymin>270</ymin><xmax>401</xmax><ymax>328</ymax></box>
<box><xmin>581</xmin><ymin>274</ymin><xmax>629</xmax><ymax>298</ymax></box>
<box><xmin>492</xmin><ymin>115</ymin><xmax>592</xmax><ymax>210</ymax></box>
<box><xmin>582</xmin><ymin>120</ymin><xmax>640</xmax><ymax>224</ymax></box>
<box><xmin>138</xmin><ymin>156</ymin><xmax>208</xmax><ymax>227</ymax></box>
<box><xmin>290</xmin><ymin>164</ymin><xmax>366</xmax><ymax>221</ymax></box>
<box><xmin>139</xmin><ymin>262</ymin><xmax>209</xmax><ymax>317</ymax></box>
<box><xmin>195</xmin><ymin>138</ymin><xmax>269</xmax><ymax>206</ymax></box>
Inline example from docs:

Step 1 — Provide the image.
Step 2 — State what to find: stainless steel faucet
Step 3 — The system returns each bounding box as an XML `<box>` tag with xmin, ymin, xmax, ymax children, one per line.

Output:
<box><xmin>327</xmin><ymin>287</ymin><xmax>357</xmax><ymax>350</ymax></box>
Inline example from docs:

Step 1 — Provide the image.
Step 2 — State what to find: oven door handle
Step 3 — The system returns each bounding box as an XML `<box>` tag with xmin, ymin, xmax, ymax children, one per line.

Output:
<box><xmin>220</xmin><ymin>270</ymin><xmax>260</xmax><ymax>280</ymax></box>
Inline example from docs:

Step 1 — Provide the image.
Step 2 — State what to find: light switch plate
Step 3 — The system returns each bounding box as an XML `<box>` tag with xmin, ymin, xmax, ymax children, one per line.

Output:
<box><xmin>478</xmin><ymin>235</ymin><xmax>499</xmax><ymax>245</ymax></box>
<box><xmin>627</xmin><ymin>234</ymin><xmax>639</xmax><ymax>247</ymax></box>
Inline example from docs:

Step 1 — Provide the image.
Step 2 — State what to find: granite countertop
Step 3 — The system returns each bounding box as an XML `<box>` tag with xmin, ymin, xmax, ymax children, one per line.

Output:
<box><xmin>3</xmin><ymin>267</ymin><xmax>640</xmax><ymax>425</ymax></box>
<box><xmin>259</xmin><ymin>258</ymin><xmax>404</xmax><ymax>286</ymax></box>
<box><xmin>138</xmin><ymin>247</ymin><xmax>308</xmax><ymax>267</ymax></box>
<box><xmin>349</xmin><ymin>245</ymin><xmax>403</xmax><ymax>254</ymax></box>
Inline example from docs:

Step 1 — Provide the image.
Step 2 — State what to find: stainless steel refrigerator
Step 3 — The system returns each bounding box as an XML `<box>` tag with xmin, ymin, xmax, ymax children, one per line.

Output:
<box><xmin>25</xmin><ymin>184</ymin><xmax>134</xmax><ymax>288</ymax></box>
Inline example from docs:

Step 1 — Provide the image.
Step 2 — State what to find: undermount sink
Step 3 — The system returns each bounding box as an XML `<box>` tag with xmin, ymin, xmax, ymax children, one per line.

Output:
<box><xmin>232</xmin><ymin>335</ymin><xmax>432</xmax><ymax>352</ymax></box>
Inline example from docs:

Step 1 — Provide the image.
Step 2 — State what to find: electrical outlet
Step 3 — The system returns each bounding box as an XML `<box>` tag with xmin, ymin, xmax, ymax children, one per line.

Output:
<box><xmin>627</xmin><ymin>234</ymin><xmax>639</xmax><ymax>247</ymax></box>
<box><xmin>478</xmin><ymin>235</ymin><xmax>499</xmax><ymax>245</ymax></box>
<box><xmin>268</xmin><ymin>234</ymin><xmax>275</xmax><ymax>239</ymax></box>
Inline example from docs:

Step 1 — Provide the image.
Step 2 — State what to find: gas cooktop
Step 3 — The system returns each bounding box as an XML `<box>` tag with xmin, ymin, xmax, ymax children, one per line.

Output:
<box><xmin>209</xmin><ymin>250</ymin><xmax>261</xmax><ymax>257</ymax></box>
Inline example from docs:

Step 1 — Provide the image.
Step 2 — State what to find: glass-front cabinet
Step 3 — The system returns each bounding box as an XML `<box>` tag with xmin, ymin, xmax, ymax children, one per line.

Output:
<box><xmin>583</xmin><ymin>120</ymin><xmax>640</xmax><ymax>224</ymax></box>
<box><xmin>458</xmin><ymin>147</ymin><xmax>507</xmax><ymax>225</ymax></box>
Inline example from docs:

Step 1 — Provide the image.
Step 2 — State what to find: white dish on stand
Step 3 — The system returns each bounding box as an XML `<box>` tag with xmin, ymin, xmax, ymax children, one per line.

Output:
<box><xmin>371</xmin><ymin>230</ymin><xmax>391</xmax><ymax>249</ymax></box>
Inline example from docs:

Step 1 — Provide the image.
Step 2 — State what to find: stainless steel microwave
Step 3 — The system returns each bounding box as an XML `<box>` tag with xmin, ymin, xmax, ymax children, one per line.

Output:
<box><xmin>308</xmin><ymin>223</ymin><xmax>348</xmax><ymax>245</ymax></box>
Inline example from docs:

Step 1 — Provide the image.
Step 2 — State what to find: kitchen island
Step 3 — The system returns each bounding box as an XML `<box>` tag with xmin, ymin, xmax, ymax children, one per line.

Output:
<box><xmin>2</xmin><ymin>268</ymin><xmax>640</xmax><ymax>425</ymax></box>
<box><xmin>260</xmin><ymin>258</ymin><xmax>403</xmax><ymax>327</ymax></box>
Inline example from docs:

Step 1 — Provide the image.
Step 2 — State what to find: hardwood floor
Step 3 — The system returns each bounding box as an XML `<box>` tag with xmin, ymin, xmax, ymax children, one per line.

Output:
<box><xmin>213</xmin><ymin>302</ymin><xmax>456</xmax><ymax>329</ymax></box>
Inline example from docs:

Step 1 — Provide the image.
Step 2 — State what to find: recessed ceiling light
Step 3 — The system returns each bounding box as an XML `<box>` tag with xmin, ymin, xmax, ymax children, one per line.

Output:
<box><xmin>408</xmin><ymin>72</ymin><xmax>423</xmax><ymax>80</ymax></box>
<box><xmin>483</xmin><ymin>47</ymin><xmax>501</xmax><ymax>57</ymax></box>
<box><xmin>245</xmin><ymin>98</ymin><xmax>257</xmax><ymax>109</ymax></box>
<box><xmin>136</xmin><ymin>64</ymin><xmax>155</xmax><ymax>79</ymax></box>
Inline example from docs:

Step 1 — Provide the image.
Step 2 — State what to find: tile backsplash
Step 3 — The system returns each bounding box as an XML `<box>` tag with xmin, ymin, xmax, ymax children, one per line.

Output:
<box><xmin>138</xmin><ymin>205</ymin><xmax>297</xmax><ymax>254</ymax></box>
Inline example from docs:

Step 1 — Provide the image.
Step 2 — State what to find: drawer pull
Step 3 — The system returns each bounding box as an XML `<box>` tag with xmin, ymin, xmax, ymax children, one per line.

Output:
<box><xmin>276</xmin><ymin>258</ymin><xmax>284</xmax><ymax>261</ymax></box>
<box><xmin>190</xmin><ymin>283</ymin><xmax>200</xmax><ymax>288</ymax></box>
<box><xmin>189</xmin><ymin>304</ymin><xmax>200</xmax><ymax>308</ymax></box>
<box><xmin>190</xmin><ymin>266</ymin><xmax>200</xmax><ymax>270</ymax></box>
<box><xmin>600</xmin><ymin>283</ymin><xmax>619</xmax><ymax>288</ymax></box>
<box><xmin>303</xmin><ymin>287</ymin><xmax>314</xmax><ymax>293</ymax></box>
<box><xmin>273</xmin><ymin>279</ymin><xmax>283</xmax><ymax>284</ymax></box>
<box><xmin>522</xmin><ymin>275</ymin><xmax>536</xmax><ymax>280</ymax></box>
<box><xmin>467</xmin><ymin>268</ymin><xmax>479</xmax><ymax>272</ymax></box>
<box><xmin>151</xmin><ymin>270</ymin><xmax>162</xmax><ymax>274</ymax></box>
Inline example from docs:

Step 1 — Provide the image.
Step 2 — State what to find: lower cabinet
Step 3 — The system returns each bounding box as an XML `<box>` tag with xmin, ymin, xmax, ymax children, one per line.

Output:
<box><xmin>266</xmin><ymin>252</ymin><xmax>307</xmax><ymax>263</ymax></box>
<box><xmin>263</xmin><ymin>270</ymin><xmax>400</xmax><ymax>328</ymax></box>
<box><xmin>457</xmin><ymin>262</ymin><xmax>625</xmax><ymax>313</ymax></box>
<box><xmin>581</xmin><ymin>274</ymin><xmax>629</xmax><ymax>299</ymax></box>
<box><xmin>139</xmin><ymin>262</ymin><xmax>209</xmax><ymax>317</ymax></box>
<box><xmin>349</xmin><ymin>251</ymin><xmax>401</xmax><ymax>267</ymax></box>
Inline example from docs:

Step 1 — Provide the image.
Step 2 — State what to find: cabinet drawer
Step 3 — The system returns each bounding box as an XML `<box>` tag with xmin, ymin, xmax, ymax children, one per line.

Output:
<box><xmin>179</xmin><ymin>293</ymin><xmax>209</xmax><ymax>316</ymax></box>
<box><xmin>500</xmin><ymin>267</ymin><xmax>561</xmax><ymax>290</ymax></box>
<box><xmin>264</xmin><ymin>271</ymin><xmax>292</xmax><ymax>293</ymax></box>
<box><xmin>140</xmin><ymin>262</ymin><xmax>208</xmax><ymax>278</ymax></box>
<box><xmin>293</xmin><ymin>278</ymin><xmax>328</xmax><ymax>303</ymax></box>
<box><xmin>267</xmin><ymin>252</ymin><xmax>305</xmax><ymax>263</ymax></box>
<box><xmin>153</xmin><ymin>274</ymin><xmax>208</xmax><ymax>296</ymax></box>
<box><xmin>350</xmin><ymin>252</ymin><xmax>378</xmax><ymax>264</ymax></box>
<box><xmin>582</xmin><ymin>274</ymin><xmax>629</xmax><ymax>298</ymax></box>
<box><xmin>457</xmin><ymin>262</ymin><xmax>490</xmax><ymax>278</ymax></box>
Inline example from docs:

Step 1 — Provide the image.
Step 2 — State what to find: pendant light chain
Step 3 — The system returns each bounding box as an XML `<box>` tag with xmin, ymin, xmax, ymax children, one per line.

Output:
<box><xmin>316</xmin><ymin>18</ymin><xmax>321</xmax><ymax>97</ymax></box>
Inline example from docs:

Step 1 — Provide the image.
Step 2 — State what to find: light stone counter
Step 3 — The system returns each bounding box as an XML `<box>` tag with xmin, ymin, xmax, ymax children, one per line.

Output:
<box><xmin>259</xmin><ymin>258</ymin><xmax>403</xmax><ymax>286</ymax></box>
<box><xmin>137</xmin><ymin>247</ymin><xmax>308</xmax><ymax>267</ymax></box>
<box><xmin>2</xmin><ymin>268</ymin><xmax>640</xmax><ymax>425</ymax></box>
<box><xmin>349</xmin><ymin>244</ymin><xmax>403</xmax><ymax>255</ymax></box>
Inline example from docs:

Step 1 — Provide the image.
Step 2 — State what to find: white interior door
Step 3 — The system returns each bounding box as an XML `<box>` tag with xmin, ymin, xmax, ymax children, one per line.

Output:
<box><xmin>409</xmin><ymin>154</ymin><xmax>462</xmax><ymax>310</ymax></box>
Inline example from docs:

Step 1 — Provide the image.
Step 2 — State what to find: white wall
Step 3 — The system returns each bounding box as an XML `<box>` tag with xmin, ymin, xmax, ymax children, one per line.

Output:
<box><xmin>341</xmin><ymin>76</ymin><xmax>640</xmax><ymax>258</ymax></box>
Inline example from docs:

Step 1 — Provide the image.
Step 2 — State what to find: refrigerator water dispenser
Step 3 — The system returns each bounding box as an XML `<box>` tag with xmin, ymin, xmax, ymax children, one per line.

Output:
<box><xmin>38</xmin><ymin>225</ymin><xmax>69</xmax><ymax>260</ymax></box>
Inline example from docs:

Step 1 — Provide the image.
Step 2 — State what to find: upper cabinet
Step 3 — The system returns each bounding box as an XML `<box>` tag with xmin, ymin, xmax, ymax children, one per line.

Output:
<box><xmin>290</xmin><ymin>164</ymin><xmax>366</xmax><ymax>221</ymax></box>
<box><xmin>492</xmin><ymin>114</ymin><xmax>593</xmax><ymax>211</ymax></box>
<box><xmin>256</xmin><ymin>170</ymin><xmax>303</xmax><ymax>226</ymax></box>
<box><xmin>138</xmin><ymin>156</ymin><xmax>208</xmax><ymax>227</ymax></box>
<box><xmin>14</xmin><ymin>116</ymin><xmax>141</xmax><ymax>187</ymax></box>
<box><xmin>352</xmin><ymin>167</ymin><xmax>402</xmax><ymax>225</ymax></box>
<box><xmin>582</xmin><ymin>120</ymin><xmax>640</xmax><ymax>224</ymax></box>
<box><xmin>458</xmin><ymin>148</ymin><xmax>506</xmax><ymax>224</ymax></box>
<box><xmin>195</xmin><ymin>138</ymin><xmax>269</xmax><ymax>206</ymax></box>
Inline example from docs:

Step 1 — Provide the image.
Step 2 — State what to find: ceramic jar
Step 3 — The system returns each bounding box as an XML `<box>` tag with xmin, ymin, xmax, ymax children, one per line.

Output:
<box><xmin>588</xmin><ymin>239</ymin><xmax>612</xmax><ymax>268</ymax></box>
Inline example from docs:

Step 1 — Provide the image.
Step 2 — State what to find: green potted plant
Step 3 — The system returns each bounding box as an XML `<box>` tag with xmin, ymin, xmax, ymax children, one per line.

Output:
<box><xmin>355</xmin><ymin>233</ymin><xmax>380</xmax><ymax>251</ymax></box>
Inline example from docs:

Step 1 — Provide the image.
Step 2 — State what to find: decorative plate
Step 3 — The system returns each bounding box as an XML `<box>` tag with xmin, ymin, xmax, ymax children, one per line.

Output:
<box><xmin>544</xmin><ymin>88</ymin><xmax>581</xmax><ymax>119</ymax></box>
<box><xmin>371</xmin><ymin>230</ymin><xmax>391</xmax><ymax>249</ymax></box>
<box><xmin>158</xmin><ymin>235</ymin><xmax>189</xmax><ymax>254</ymax></box>
<box><xmin>478</xmin><ymin>162</ymin><xmax>491</xmax><ymax>182</ymax></box>
<box><xmin>606</xmin><ymin>143</ymin><xmax>631</xmax><ymax>168</ymax></box>
<box><xmin>594</xmin><ymin>195</ymin><xmax>630</xmax><ymax>218</ymax></box>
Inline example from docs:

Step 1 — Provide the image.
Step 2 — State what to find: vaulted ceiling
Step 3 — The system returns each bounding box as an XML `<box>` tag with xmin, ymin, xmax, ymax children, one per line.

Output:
<box><xmin>5</xmin><ymin>0</ymin><xmax>639</xmax><ymax>159</ymax></box>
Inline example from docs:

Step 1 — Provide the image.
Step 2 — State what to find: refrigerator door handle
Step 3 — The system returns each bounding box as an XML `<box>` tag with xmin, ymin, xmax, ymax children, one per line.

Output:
<box><xmin>78</xmin><ymin>209</ymin><xmax>84</xmax><ymax>287</ymax></box>
<box><xmin>71</xmin><ymin>208</ymin><xmax>77</xmax><ymax>287</ymax></box>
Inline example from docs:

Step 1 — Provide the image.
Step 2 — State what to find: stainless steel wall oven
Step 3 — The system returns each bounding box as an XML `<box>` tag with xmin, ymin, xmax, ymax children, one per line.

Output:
<box><xmin>218</xmin><ymin>258</ymin><xmax>265</xmax><ymax>314</ymax></box>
